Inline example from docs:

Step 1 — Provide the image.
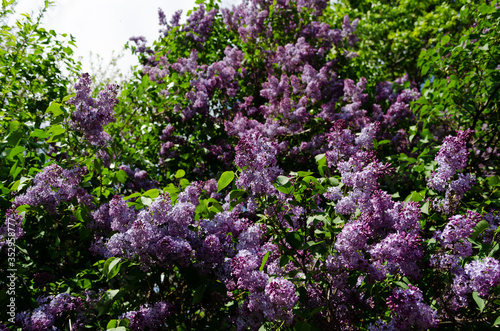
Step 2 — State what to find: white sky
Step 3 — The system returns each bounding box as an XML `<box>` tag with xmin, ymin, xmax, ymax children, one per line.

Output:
<box><xmin>11</xmin><ymin>0</ymin><xmax>240</xmax><ymax>76</ymax></box>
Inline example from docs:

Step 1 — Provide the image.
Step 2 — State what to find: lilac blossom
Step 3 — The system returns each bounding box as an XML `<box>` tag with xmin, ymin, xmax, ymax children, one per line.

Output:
<box><xmin>0</xmin><ymin>208</ymin><xmax>25</xmax><ymax>250</ymax></box>
<box><xmin>335</xmin><ymin>151</ymin><xmax>391</xmax><ymax>214</ymax></box>
<box><xmin>464</xmin><ymin>257</ymin><xmax>500</xmax><ymax>297</ymax></box>
<box><xmin>431</xmin><ymin>211</ymin><xmax>481</xmax><ymax>269</ymax></box>
<box><xmin>235</xmin><ymin>132</ymin><xmax>282</xmax><ymax>196</ymax></box>
<box><xmin>341</xmin><ymin>15</ymin><xmax>359</xmax><ymax>46</ymax></box>
<box><xmin>129</xmin><ymin>36</ymin><xmax>152</xmax><ymax>54</ymax></box>
<box><xmin>334</xmin><ymin>220</ymin><xmax>370</xmax><ymax>269</ymax></box>
<box><xmin>265</xmin><ymin>277</ymin><xmax>298</xmax><ymax>311</ymax></box>
<box><xmin>97</xmin><ymin>191</ymin><xmax>199</xmax><ymax>270</ymax></box>
<box><xmin>13</xmin><ymin>164</ymin><xmax>91</xmax><ymax>214</ymax></box>
<box><xmin>17</xmin><ymin>293</ymin><xmax>84</xmax><ymax>331</ymax></box>
<box><xmin>428</xmin><ymin>129</ymin><xmax>474</xmax><ymax>192</ymax></box>
<box><xmin>390</xmin><ymin>201</ymin><xmax>421</xmax><ymax>233</ymax></box>
<box><xmin>184</xmin><ymin>4</ymin><xmax>217</xmax><ymax>44</ymax></box>
<box><xmin>121</xmin><ymin>301</ymin><xmax>174</xmax><ymax>331</ymax></box>
<box><xmin>118</xmin><ymin>165</ymin><xmax>159</xmax><ymax>192</ymax></box>
<box><xmin>369</xmin><ymin>232</ymin><xmax>423</xmax><ymax>280</ymax></box>
<box><xmin>68</xmin><ymin>73</ymin><xmax>119</xmax><ymax>146</ymax></box>
<box><xmin>386</xmin><ymin>285</ymin><xmax>439</xmax><ymax>330</ymax></box>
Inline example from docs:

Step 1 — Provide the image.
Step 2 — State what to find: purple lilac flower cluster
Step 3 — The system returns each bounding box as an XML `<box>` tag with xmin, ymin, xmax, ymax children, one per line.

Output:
<box><xmin>385</xmin><ymin>285</ymin><xmax>439</xmax><ymax>330</ymax></box>
<box><xmin>0</xmin><ymin>208</ymin><xmax>25</xmax><ymax>251</ymax></box>
<box><xmin>325</xmin><ymin>120</ymin><xmax>379</xmax><ymax>168</ymax></box>
<box><xmin>17</xmin><ymin>294</ymin><xmax>84</xmax><ymax>330</ymax></box>
<box><xmin>118</xmin><ymin>165</ymin><xmax>159</xmax><ymax>192</ymax></box>
<box><xmin>121</xmin><ymin>301</ymin><xmax>174</xmax><ymax>331</ymax></box>
<box><xmin>334</xmin><ymin>151</ymin><xmax>391</xmax><ymax>215</ymax></box>
<box><xmin>448</xmin><ymin>256</ymin><xmax>500</xmax><ymax>313</ymax></box>
<box><xmin>428</xmin><ymin>129</ymin><xmax>475</xmax><ymax>213</ymax></box>
<box><xmin>235</xmin><ymin>132</ymin><xmax>282</xmax><ymax>196</ymax></box>
<box><xmin>431</xmin><ymin>211</ymin><xmax>481</xmax><ymax>270</ymax></box>
<box><xmin>183</xmin><ymin>4</ymin><xmax>217</xmax><ymax>44</ymax></box>
<box><xmin>13</xmin><ymin>164</ymin><xmax>92</xmax><ymax>214</ymax></box>
<box><xmin>464</xmin><ymin>257</ymin><xmax>500</xmax><ymax>297</ymax></box>
<box><xmin>68</xmin><ymin>73</ymin><xmax>119</xmax><ymax>146</ymax></box>
<box><xmin>96</xmin><ymin>193</ymin><xmax>197</xmax><ymax>269</ymax></box>
<box><xmin>232</xmin><ymin>241</ymin><xmax>298</xmax><ymax>328</ymax></box>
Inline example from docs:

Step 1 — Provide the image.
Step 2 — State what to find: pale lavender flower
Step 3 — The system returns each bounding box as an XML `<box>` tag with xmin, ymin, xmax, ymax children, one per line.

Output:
<box><xmin>465</xmin><ymin>257</ymin><xmax>500</xmax><ymax>297</ymax></box>
<box><xmin>17</xmin><ymin>293</ymin><xmax>83</xmax><ymax>331</ymax></box>
<box><xmin>428</xmin><ymin>129</ymin><xmax>474</xmax><ymax>192</ymax></box>
<box><xmin>391</xmin><ymin>201</ymin><xmax>421</xmax><ymax>233</ymax></box>
<box><xmin>355</xmin><ymin>122</ymin><xmax>380</xmax><ymax>150</ymax></box>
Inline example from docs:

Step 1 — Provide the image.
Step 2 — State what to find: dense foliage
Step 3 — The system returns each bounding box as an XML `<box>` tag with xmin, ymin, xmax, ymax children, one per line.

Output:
<box><xmin>1</xmin><ymin>0</ymin><xmax>500</xmax><ymax>329</ymax></box>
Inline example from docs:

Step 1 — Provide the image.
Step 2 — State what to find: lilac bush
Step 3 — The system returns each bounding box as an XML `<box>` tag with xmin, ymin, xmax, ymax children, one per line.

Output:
<box><xmin>3</xmin><ymin>0</ymin><xmax>500</xmax><ymax>330</ymax></box>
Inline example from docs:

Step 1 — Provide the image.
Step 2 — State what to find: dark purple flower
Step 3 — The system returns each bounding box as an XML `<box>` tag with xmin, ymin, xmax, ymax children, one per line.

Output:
<box><xmin>264</xmin><ymin>277</ymin><xmax>298</xmax><ymax>310</ymax></box>
<box><xmin>121</xmin><ymin>301</ymin><xmax>174</xmax><ymax>331</ymax></box>
<box><xmin>386</xmin><ymin>285</ymin><xmax>439</xmax><ymax>330</ymax></box>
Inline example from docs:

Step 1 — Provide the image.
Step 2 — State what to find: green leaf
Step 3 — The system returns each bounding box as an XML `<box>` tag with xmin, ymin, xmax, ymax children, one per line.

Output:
<box><xmin>116</xmin><ymin>169</ymin><xmax>128</xmax><ymax>183</ymax></box>
<box><xmin>229</xmin><ymin>189</ymin><xmax>246</xmax><ymax>200</ymax></box>
<box><xmin>106</xmin><ymin>320</ymin><xmax>119</xmax><ymax>329</ymax></box>
<box><xmin>276</xmin><ymin>175</ymin><xmax>293</xmax><ymax>194</ymax></box>
<box><xmin>405</xmin><ymin>191</ymin><xmax>423</xmax><ymax>202</ymax></box>
<box><xmin>11</xmin><ymin>176</ymin><xmax>30</xmax><ymax>192</ymax></box>
<box><xmin>472</xmin><ymin>291</ymin><xmax>485</xmax><ymax>312</ymax></box>
<box><xmin>180</xmin><ymin>178</ymin><xmax>190</xmax><ymax>188</ymax></box>
<box><xmin>103</xmin><ymin>257</ymin><xmax>122</xmax><ymax>280</ymax></box>
<box><xmin>7</xmin><ymin>146</ymin><xmax>25</xmax><ymax>160</ymax></box>
<box><xmin>493</xmin><ymin>316</ymin><xmax>500</xmax><ymax>326</ymax></box>
<box><xmin>296</xmin><ymin>171</ymin><xmax>313</xmax><ymax>177</ymax></box>
<box><xmin>164</xmin><ymin>184</ymin><xmax>179</xmax><ymax>194</ymax></box>
<box><xmin>124</xmin><ymin>192</ymin><xmax>141</xmax><ymax>200</ymax></box>
<box><xmin>217</xmin><ymin>171</ymin><xmax>235</xmax><ymax>192</ymax></box>
<box><xmin>421</xmin><ymin>201</ymin><xmax>430</xmax><ymax>215</ymax></box>
<box><xmin>143</xmin><ymin>189</ymin><xmax>160</xmax><ymax>199</ymax></box>
<box><xmin>9</xmin><ymin>120</ymin><xmax>20</xmax><ymax>132</ymax></box>
<box><xmin>479</xmin><ymin>3</ymin><xmax>495</xmax><ymax>14</ymax></box>
<box><xmin>440</xmin><ymin>34</ymin><xmax>450</xmax><ymax>46</ymax></box>
<box><xmin>259</xmin><ymin>251</ymin><xmax>271</xmax><ymax>272</ymax></box>
<box><xmin>471</xmin><ymin>220</ymin><xmax>490</xmax><ymax>240</ymax></box>
<box><xmin>174</xmin><ymin>169</ymin><xmax>186</xmax><ymax>178</ymax></box>
<box><xmin>193</xmin><ymin>284</ymin><xmax>207</xmax><ymax>304</ymax></box>
<box><xmin>30</xmin><ymin>128</ymin><xmax>50</xmax><ymax>139</ymax></box>
<box><xmin>285</xmin><ymin>231</ymin><xmax>302</xmax><ymax>249</ymax></box>
<box><xmin>277</xmin><ymin>176</ymin><xmax>289</xmax><ymax>186</ymax></box>
<box><xmin>46</xmin><ymin>124</ymin><xmax>66</xmax><ymax>143</ymax></box>
<box><xmin>97</xmin><ymin>289</ymin><xmax>120</xmax><ymax>317</ymax></box>
<box><xmin>140</xmin><ymin>196</ymin><xmax>153</xmax><ymax>206</ymax></box>
<box><xmin>487</xmin><ymin>176</ymin><xmax>500</xmax><ymax>187</ymax></box>
<box><xmin>46</xmin><ymin>102</ymin><xmax>63</xmax><ymax>117</ymax></box>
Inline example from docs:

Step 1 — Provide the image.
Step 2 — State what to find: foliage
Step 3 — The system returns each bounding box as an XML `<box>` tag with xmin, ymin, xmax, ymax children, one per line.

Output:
<box><xmin>1</xmin><ymin>0</ymin><xmax>500</xmax><ymax>330</ymax></box>
<box><xmin>324</xmin><ymin>0</ymin><xmax>466</xmax><ymax>84</ymax></box>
